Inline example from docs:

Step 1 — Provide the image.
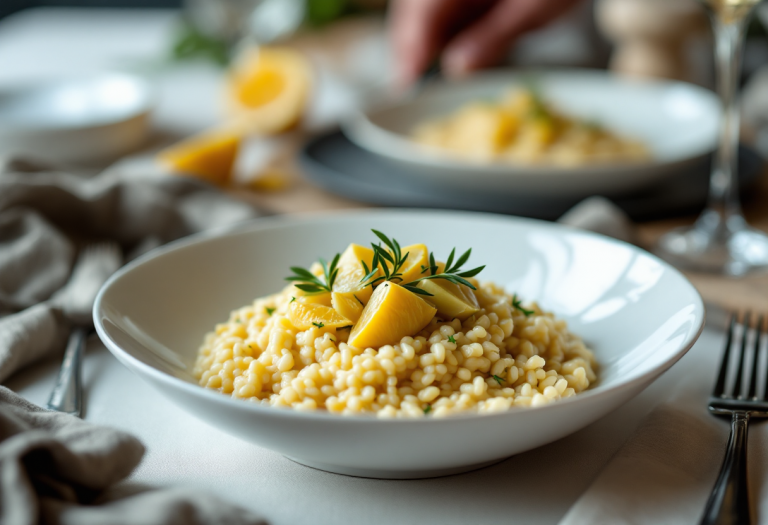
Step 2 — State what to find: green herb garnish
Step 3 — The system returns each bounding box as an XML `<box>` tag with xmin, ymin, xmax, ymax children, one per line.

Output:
<box><xmin>448</xmin><ymin>335</ymin><xmax>456</xmax><ymax>344</ymax></box>
<box><xmin>512</xmin><ymin>294</ymin><xmax>534</xmax><ymax>317</ymax></box>
<box><xmin>290</xmin><ymin>296</ymin><xmax>296</xmax><ymax>303</ymax></box>
<box><xmin>359</xmin><ymin>230</ymin><xmax>484</xmax><ymax>297</ymax></box>
<box><xmin>286</xmin><ymin>253</ymin><xmax>341</xmax><ymax>294</ymax></box>
<box><xmin>423</xmin><ymin>405</ymin><xmax>432</xmax><ymax>415</ymax></box>
<box><xmin>492</xmin><ymin>375</ymin><xmax>505</xmax><ymax>385</ymax></box>
<box><xmin>312</xmin><ymin>321</ymin><xmax>325</xmax><ymax>329</ymax></box>
<box><xmin>265</xmin><ymin>307</ymin><xmax>275</xmax><ymax>316</ymax></box>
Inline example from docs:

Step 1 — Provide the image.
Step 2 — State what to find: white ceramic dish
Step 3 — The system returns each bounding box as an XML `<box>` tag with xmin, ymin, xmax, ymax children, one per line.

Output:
<box><xmin>94</xmin><ymin>210</ymin><xmax>705</xmax><ymax>479</ymax></box>
<box><xmin>343</xmin><ymin>70</ymin><xmax>720</xmax><ymax>197</ymax></box>
<box><xmin>0</xmin><ymin>73</ymin><xmax>152</xmax><ymax>165</ymax></box>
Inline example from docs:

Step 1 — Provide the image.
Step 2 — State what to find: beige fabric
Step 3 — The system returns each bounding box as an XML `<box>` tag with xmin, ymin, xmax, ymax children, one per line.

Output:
<box><xmin>0</xmin><ymin>158</ymin><xmax>263</xmax><ymax>524</ymax></box>
<box><xmin>0</xmin><ymin>386</ymin><xmax>266</xmax><ymax>525</ymax></box>
<box><xmin>0</xmin><ymin>158</ymin><xmax>260</xmax><ymax>382</ymax></box>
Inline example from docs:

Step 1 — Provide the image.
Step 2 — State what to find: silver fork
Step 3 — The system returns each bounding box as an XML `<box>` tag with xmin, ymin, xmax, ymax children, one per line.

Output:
<box><xmin>46</xmin><ymin>243</ymin><xmax>122</xmax><ymax>417</ymax></box>
<box><xmin>701</xmin><ymin>312</ymin><xmax>767</xmax><ymax>525</ymax></box>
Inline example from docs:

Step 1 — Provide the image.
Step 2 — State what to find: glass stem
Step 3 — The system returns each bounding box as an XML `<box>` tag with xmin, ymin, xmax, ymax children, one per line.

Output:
<box><xmin>704</xmin><ymin>14</ymin><xmax>749</xmax><ymax>231</ymax></box>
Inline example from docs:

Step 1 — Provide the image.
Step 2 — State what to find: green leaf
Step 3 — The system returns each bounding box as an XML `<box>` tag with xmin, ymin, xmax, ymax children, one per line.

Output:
<box><xmin>456</xmin><ymin>265</ymin><xmax>485</xmax><ymax>278</ymax></box>
<box><xmin>375</xmin><ymin>244</ymin><xmax>395</xmax><ymax>264</ymax></box>
<box><xmin>306</xmin><ymin>0</ymin><xmax>349</xmax><ymax>27</ymax></box>
<box><xmin>492</xmin><ymin>375</ymin><xmax>505</xmax><ymax>385</ymax></box>
<box><xmin>171</xmin><ymin>21</ymin><xmax>229</xmax><ymax>66</ymax></box>
<box><xmin>312</xmin><ymin>321</ymin><xmax>325</xmax><ymax>328</ymax></box>
<box><xmin>290</xmin><ymin>296</ymin><xmax>296</xmax><ymax>303</ymax></box>
<box><xmin>512</xmin><ymin>294</ymin><xmax>535</xmax><ymax>317</ymax></box>
<box><xmin>448</xmin><ymin>335</ymin><xmax>456</xmax><ymax>344</ymax></box>
<box><xmin>372</xmin><ymin>230</ymin><xmax>395</xmax><ymax>252</ymax></box>
<box><xmin>402</xmin><ymin>284</ymin><xmax>433</xmax><ymax>296</ymax></box>
<box><xmin>265</xmin><ymin>307</ymin><xmax>275</xmax><ymax>316</ymax></box>
<box><xmin>451</xmin><ymin>248</ymin><xmax>471</xmax><ymax>273</ymax></box>
<box><xmin>423</xmin><ymin>404</ymin><xmax>432</xmax><ymax>415</ymax></box>
<box><xmin>444</xmin><ymin>248</ymin><xmax>455</xmax><ymax>272</ymax></box>
<box><xmin>288</xmin><ymin>267</ymin><xmax>316</xmax><ymax>279</ymax></box>
<box><xmin>294</xmin><ymin>284</ymin><xmax>326</xmax><ymax>293</ymax></box>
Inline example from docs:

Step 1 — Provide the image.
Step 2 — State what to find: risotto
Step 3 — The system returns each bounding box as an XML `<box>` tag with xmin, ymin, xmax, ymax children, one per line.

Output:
<box><xmin>194</xmin><ymin>231</ymin><xmax>597</xmax><ymax>418</ymax></box>
<box><xmin>412</xmin><ymin>87</ymin><xmax>649</xmax><ymax>166</ymax></box>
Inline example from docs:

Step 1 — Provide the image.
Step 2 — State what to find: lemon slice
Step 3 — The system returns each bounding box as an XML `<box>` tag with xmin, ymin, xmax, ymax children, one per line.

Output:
<box><xmin>298</xmin><ymin>293</ymin><xmax>332</xmax><ymax>307</ymax></box>
<box><xmin>348</xmin><ymin>282</ymin><xmax>436</xmax><ymax>349</ymax></box>
<box><xmin>416</xmin><ymin>278</ymin><xmax>480</xmax><ymax>321</ymax></box>
<box><xmin>338</xmin><ymin>243</ymin><xmax>375</xmax><ymax>269</ymax></box>
<box><xmin>331</xmin><ymin>292</ymin><xmax>364</xmax><ymax>323</ymax></box>
<box><xmin>288</xmin><ymin>301</ymin><xmax>351</xmax><ymax>331</ymax></box>
<box><xmin>226</xmin><ymin>46</ymin><xmax>311</xmax><ymax>135</ymax></box>
<box><xmin>391</xmin><ymin>244</ymin><xmax>429</xmax><ymax>285</ymax></box>
<box><xmin>157</xmin><ymin>128</ymin><xmax>240</xmax><ymax>186</ymax></box>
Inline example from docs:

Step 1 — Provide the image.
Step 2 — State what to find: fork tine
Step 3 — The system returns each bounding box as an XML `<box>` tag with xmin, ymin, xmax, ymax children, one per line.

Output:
<box><xmin>748</xmin><ymin>314</ymin><xmax>764</xmax><ymax>400</ymax></box>
<box><xmin>732</xmin><ymin>311</ymin><xmax>750</xmax><ymax>399</ymax></box>
<box><xmin>761</xmin><ymin>316</ymin><xmax>768</xmax><ymax>401</ymax></box>
<box><xmin>713</xmin><ymin>313</ymin><xmax>736</xmax><ymax>398</ymax></box>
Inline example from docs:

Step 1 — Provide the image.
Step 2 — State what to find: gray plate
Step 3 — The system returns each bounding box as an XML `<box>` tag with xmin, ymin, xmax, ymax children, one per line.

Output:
<box><xmin>300</xmin><ymin>130</ymin><xmax>765</xmax><ymax>221</ymax></box>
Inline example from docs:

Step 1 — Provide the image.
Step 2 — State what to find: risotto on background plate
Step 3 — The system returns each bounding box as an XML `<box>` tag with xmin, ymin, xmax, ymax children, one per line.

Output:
<box><xmin>194</xmin><ymin>230</ymin><xmax>597</xmax><ymax>417</ymax></box>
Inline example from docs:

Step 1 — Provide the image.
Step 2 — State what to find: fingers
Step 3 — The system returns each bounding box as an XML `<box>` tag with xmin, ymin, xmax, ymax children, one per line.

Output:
<box><xmin>442</xmin><ymin>0</ymin><xmax>581</xmax><ymax>76</ymax></box>
<box><xmin>389</xmin><ymin>0</ymin><xmax>452</xmax><ymax>86</ymax></box>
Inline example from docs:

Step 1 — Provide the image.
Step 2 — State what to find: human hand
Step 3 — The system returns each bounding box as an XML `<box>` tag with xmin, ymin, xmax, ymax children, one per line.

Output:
<box><xmin>390</xmin><ymin>0</ymin><xmax>582</xmax><ymax>85</ymax></box>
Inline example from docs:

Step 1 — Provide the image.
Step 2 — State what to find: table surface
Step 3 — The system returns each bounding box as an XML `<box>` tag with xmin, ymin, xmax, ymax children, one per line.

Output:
<box><xmin>2</xmin><ymin>7</ymin><xmax>768</xmax><ymax>524</ymax></box>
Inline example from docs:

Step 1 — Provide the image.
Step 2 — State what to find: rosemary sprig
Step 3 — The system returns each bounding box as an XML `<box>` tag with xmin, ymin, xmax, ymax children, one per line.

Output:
<box><xmin>358</xmin><ymin>230</ymin><xmax>485</xmax><ymax>297</ymax></box>
<box><xmin>406</xmin><ymin>247</ymin><xmax>485</xmax><ymax>294</ymax></box>
<box><xmin>285</xmin><ymin>253</ymin><xmax>341</xmax><ymax>294</ymax></box>
<box><xmin>512</xmin><ymin>294</ymin><xmax>534</xmax><ymax>317</ymax></box>
<box><xmin>360</xmin><ymin>230</ymin><xmax>411</xmax><ymax>288</ymax></box>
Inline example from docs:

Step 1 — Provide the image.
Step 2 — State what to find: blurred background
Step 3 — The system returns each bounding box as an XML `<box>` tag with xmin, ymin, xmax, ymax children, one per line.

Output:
<box><xmin>2</xmin><ymin>0</ymin><xmax>768</xmax><ymax>220</ymax></box>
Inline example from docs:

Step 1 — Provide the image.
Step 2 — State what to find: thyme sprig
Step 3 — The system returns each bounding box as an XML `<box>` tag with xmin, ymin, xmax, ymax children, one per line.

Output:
<box><xmin>285</xmin><ymin>253</ymin><xmax>341</xmax><ymax>294</ymax></box>
<box><xmin>360</xmin><ymin>230</ymin><xmax>412</xmax><ymax>289</ymax></box>
<box><xmin>359</xmin><ymin>230</ymin><xmax>485</xmax><ymax>297</ymax></box>
<box><xmin>409</xmin><ymin>247</ymin><xmax>485</xmax><ymax>292</ymax></box>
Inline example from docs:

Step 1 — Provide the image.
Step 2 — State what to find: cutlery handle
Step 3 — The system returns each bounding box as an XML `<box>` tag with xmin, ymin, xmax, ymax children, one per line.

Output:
<box><xmin>46</xmin><ymin>327</ymin><xmax>86</xmax><ymax>417</ymax></box>
<box><xmin>700</xmin><ymin>411</ymin><xmax>751</xmax><ymax>525</ymax></box>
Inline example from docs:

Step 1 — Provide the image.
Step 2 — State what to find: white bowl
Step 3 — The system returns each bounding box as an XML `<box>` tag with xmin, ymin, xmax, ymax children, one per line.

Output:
<box><xmin>343</xmin><ymin>70</ymin><xmax>720</xmax><ymax>197</ymax></box>
<box><xmin>0</xmin><ymin>73</ymin><xmax>152</xmax><ymax>165</ymax></box>
<box><xmin>94</xmin><ymin>210</ymin><xmax>704</xmax><ymax>479</ymax></box>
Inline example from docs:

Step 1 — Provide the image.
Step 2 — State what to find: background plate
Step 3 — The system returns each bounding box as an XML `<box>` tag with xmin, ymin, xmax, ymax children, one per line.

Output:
<box><xmin>342</xmin><ymin>70</ymin><xmax>721</xmax><ymax>197</ymax></box>
<box><xmin>300</xmin><ymin>130</ymin><xmax>764</xmax><ymax>221</ymax></box>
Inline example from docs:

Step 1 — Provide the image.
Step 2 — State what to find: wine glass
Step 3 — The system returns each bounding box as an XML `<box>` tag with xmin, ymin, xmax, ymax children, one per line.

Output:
<box><xmin>656</xmin><ymin>0</ymin><xmax>768</xmax><ymax>276</ymax></box>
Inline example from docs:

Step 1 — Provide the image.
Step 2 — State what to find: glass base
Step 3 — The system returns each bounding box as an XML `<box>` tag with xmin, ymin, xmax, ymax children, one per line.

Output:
<box><xmin>655</xmin><ymin>211</ymin><xmax>768</xmax><ymax>276</ymax></box>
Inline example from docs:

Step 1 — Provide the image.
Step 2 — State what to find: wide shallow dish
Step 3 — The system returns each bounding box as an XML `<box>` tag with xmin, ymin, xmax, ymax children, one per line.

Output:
<box><xmin>0</xmin><ymin>73</ymin><xmax>152</xmax><ymax>165</ymax></box>
<box><xmin>94</xmin><ymin>210</ymin><xmax>705</xmax><ymax>479</ymax></box>
<box><xmin>343</xmin><ymin>70</ymin><xmax>720</xmax><ymax>198</ymax></box>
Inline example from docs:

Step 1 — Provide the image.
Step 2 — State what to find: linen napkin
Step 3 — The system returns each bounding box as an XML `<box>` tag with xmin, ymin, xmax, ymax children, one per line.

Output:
<box><xmin>0</xmin><ymin>385</ymin><xmax>266</xmax><ymax>525</ymax></box>
<box><xmin>0</xmin><ymin>157</ymin><xmax>260</xmax><ymax>381</ymax></box>
<box><xmin>0</xmin><ymin>157</ymin><xmax>264</xmax><ymax>524</ymax></box>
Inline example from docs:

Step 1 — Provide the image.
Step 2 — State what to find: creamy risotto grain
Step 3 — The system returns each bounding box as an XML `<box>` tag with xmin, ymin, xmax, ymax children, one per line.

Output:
<box><xmin>194</xmin><ymin>281</ymin><xmax>597</xmax><ymax>417</ymax></box>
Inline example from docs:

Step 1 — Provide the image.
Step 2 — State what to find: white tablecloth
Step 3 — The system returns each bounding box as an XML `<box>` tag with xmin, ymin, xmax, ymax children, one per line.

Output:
<box><xmin>8</xmin><ymin>326</ymin><xmax>733</xmax><ymax>525</ymax></box>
